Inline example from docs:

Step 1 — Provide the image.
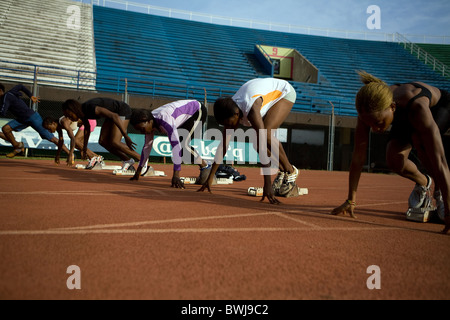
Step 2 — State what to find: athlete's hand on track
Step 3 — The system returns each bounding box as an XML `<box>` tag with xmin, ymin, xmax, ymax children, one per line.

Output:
<box><xmin>197</xmin><ymin>181</ymin><xmax>212</xmax><ymax>193</ymax></box>
<box><xmin>261</xmin><ymin>185</ymin><xmax>280</xmax><ymax>205</ymax></box>
<box><xmin>443</xmin><ymin>216</ymin><xmax>450</xmax><ymax>235</ymax></box>
<box><xmin>331</xmin><ymin>201</ymin><xmax>357</xmax><ymax>218</ymax></box>
<box><xmin>171</xmin><ymin>176</ymin><xmax>185</xmax><ymax>189</ymax></box>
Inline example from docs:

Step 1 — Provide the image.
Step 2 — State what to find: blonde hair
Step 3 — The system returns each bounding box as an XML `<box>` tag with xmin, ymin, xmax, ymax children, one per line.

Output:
<box><xmin>355</xmin><ymin>70</ymin><xmax>393</xmax><ymax>114</ymax></box>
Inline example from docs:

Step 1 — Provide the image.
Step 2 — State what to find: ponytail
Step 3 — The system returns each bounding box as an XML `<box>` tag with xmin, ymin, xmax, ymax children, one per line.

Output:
<box><xmin>357</xmin><ymin>70</ymin><xmax>387</xmax><ymax>86</ymax></box>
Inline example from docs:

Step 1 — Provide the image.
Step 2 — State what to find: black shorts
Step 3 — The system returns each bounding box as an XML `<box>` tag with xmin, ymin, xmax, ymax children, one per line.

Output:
<box><xmin>115</xmin><ymin>101</ymin><xmax>132</xmax><ymax>120</ymax></box>
<box><xmin>82</xmin><ymin>98</ymin><xmax>132</xmax><ymax>120</ymax></box>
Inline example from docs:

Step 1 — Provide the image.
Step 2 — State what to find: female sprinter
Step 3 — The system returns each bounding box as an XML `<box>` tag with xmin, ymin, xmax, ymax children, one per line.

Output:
<box><xmin>42</xmin><ymin>116</ymin><xmax>99</xmax><ymax>167</ymax></box>
<box><xmin>198</xmin><ymin>78</ymin><xmax>298</xmax><ymax>204</ymax></box>
<box><xmin>129</xmin><ymin>100</ymin><xmax>210</xmax><ymax>188</ymax></box>
<box><xmin>331</xmin><ymin>71</ymin><xmax>450</xmax><ymax>234</ymax></box>
<box><xmin>62</xmin><ymin>98</ymin><xmax>139</xmax><ymax>170</ymax></box>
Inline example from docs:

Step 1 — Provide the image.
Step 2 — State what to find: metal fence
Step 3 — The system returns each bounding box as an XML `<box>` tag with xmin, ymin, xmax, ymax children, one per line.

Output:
<box><xmin>72</xmin><ymin>0</ymin><xmax>450</xmax><ymax>44</ymax></box>
<box><xmin>395</xmin><ymin>33</ymin><xmax>449</xmax><ymax>78</ymax></box>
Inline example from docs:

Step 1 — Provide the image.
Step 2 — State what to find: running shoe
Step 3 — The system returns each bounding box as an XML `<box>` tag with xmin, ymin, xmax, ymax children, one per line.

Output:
<box><xmin>278</xmin><ymin>166</ymin><xmax>299</xmax><ymax>196</ymax></box>
<box><xmin>140</xmin><ymin>159</ymin><xmax>150</xmax><ymax>176</ymax></box>
<box><xmin>434</xmin><ymin>190</ymin><xmax>445</xmax><ymax>222</ymax></box>
<box><xmin>97</xmin><ymin>156</ymin><xmax>105</xmax><ymax>167</ymax></box>
<box><xmin>85</xmin><ymin>155</ymin><xmax>103</xmax><ymax>170</ymax></box>
<box><xmin>196</xmin><ymin>161</ymin><xmax>212</xmax><ymax>185</ymax></box>
<box><xmin>408</xmin><ymin>174</ymin><xmax>432</xmax><ymax>208</ymax></box>
<box><xmin>122</xmin><ymin>158</ymin><xmax>135</xmax><ymax>171</ymax></box>
<box><xmin>272</xmin><ymin>171</ymin><xmax>285</xmax><ymax>194</ymax></box>
<box><xmin>6</xmin><ymin>142</ymin><xmax>24</xmax><ymax>158</ymax></box>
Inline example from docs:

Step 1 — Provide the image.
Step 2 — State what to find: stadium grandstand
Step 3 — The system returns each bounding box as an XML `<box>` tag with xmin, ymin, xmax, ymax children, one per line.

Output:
<box><xmin>0</xmin><ymin>0</ymin><xmax>449</xmax><ymax>170</ymax></box>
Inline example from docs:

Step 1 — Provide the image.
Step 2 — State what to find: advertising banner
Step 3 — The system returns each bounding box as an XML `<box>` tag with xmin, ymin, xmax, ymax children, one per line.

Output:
<box><xmin>0</xmin><ymin>118</ymin><xmax>260</xmax><ymax>164</ymax></box>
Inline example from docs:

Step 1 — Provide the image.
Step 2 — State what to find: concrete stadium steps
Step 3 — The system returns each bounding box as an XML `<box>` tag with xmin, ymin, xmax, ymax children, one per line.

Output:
<box><xmin>0</xmin><ymin>0</ymin><xmax>96</xmax><ymax>89</ymax></box>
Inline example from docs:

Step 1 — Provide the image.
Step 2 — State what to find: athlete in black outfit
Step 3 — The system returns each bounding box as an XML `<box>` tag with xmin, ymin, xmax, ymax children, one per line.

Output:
<box><xmin>331</xmin><ymin>71</ymin><xmax>450</xmax><ymax>234</ymax></box>
<box><xmin>62</xmin><ymin>98</ymin><xmax>140</xmax><ymax>170</ymax></box>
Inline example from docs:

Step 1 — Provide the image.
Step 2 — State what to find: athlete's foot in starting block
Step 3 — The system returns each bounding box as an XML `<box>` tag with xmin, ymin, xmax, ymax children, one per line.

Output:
<box><xmin>405</xmin><ymin>192</ymin><xmax>437</xmax><ymax>223</ymax></box>
<box><xmin>76</xmin><ymin>161</ymin><xmax>121</xmax><ymax>171</ymax></box>
<box><xmin>141</xmin><ymin>166</ymin><xmax>166</xmax><ymax>177</ymax></box>
<box><xmin>113</xmin><ymin>166</ymin><xmax>136</xmax><ymax>176</ymax></box>
<box><xmin>85</xmin><ymin>156</ymin><xmax>103</xmax><ymax>170</ymax></box>
<box><xmin>406</xmin><ymin>206</ymin><xmax>437</xmax><ymax>223</ymax></box>
<box><xmin>6</xmin><ymin>142</ymin><xmax>24</xmax><ymax>158</ymax></box>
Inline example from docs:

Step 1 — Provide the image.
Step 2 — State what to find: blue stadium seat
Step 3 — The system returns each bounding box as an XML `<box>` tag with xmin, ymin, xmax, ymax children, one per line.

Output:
<box><xmin>93</xmin><ymin>6</ymin><xmax>450</xmax><ymax>117</ymax></box>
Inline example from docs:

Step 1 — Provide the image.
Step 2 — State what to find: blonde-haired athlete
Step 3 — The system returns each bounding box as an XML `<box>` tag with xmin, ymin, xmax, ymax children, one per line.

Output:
<box><xmin>331</xmin><ymin>71</ymin><xmax>450</xmax><ymax>234</ymax></box>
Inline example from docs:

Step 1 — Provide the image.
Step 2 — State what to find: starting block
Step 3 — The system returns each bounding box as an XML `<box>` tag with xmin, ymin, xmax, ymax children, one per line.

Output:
<box><xmin>406</xmin><ymin>206</ymin><xmax>437</xmax><ymax>223</ymax></box>
<box><xmin>180</xmin><ymin>176</ymin><xmax>234</xmax><ymax>185</ymax></box>
<box><xmin>405</xmin><ymin>191</ymin><xmax>437</xmax><ymax>223</ymax></box>
<box><xmin>113</xmin><ymin>168</ymin><xmax>136</xmax><ymax>176</ymax></box>
<box><xmin>76</xmin><ymin>163</ymin><xmax>122</xmax><ymax>171</ymax></box>
<box><xmin>180</xmin><ymin>177</ymin><xmax>197</xmax><ymax>185</ymax></box>
<box><xmin>248</xmin><ymin>187</ymin><xmax>263</xmax><ymax>197</ymax></box>
<box><xmin>141</xmin><ymin>167</ymin><xmax>166</xmax><ymax>177</ymax></box>
<box><xmin>248</xmin><ymin>186</ymin><xmax>309</xmax><ymax>197</ymax></box>
<box><xmin>283</xmin><ymin>186</ymin><xmax>309</xmax><ymax>198</ymax></box>
<box><xmin>113</xmin><ymin>166</ymin><xmax>166</xmax><ymax>177</ymax></box>
<box><xmin>214</xmin><ymin>177</ymin><xmax>234</xmax><ymax>185</ymax></box>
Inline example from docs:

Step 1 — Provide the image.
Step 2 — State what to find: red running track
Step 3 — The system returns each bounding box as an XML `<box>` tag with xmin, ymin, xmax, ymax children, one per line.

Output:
<box><xmin>0</xmin><ymin>158</ymin><xmax>449</xmax><ymax>300</ymax></box>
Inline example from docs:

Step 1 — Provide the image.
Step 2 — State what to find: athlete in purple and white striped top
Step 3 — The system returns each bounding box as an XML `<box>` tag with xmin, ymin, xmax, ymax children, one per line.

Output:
<box><xmin>130</xmin><ymin>100</ymin><xmax>211</xmax><ymax>188</ymax></box>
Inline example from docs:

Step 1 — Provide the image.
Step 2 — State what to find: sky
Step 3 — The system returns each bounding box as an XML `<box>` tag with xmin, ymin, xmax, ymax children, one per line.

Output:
<box><xmin>99</xmin><ymin>0</ymin><xmax>450</xmax><ymax>40</ymax></box>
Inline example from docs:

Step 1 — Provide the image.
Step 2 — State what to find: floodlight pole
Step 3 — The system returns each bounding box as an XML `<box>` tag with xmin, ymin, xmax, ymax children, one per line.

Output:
<box><xmin>327</xmin><ymin>101</ymin><xmax>335</xmax><ymax>171</ymax></box>
<box><xmin>32</xmin><ymin>67</ymin><xmax>39</xmax><ymax>112</ymax></box>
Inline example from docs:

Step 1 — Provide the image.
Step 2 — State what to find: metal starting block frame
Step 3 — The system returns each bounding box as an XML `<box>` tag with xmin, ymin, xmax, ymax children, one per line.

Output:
<box><xmin>76</xmin><ymin>162</ymin><xmax>122</xmax><ymax>171</ymax></box>
<box><xmin>142</xmin><ymin>169</ymin><xmax>166</xmax><ymax>177</ymax></box>
<box><xmin>113</xmin><ymin>168</ymin><xmax>136</xmax><ymax>176</ymax></box>
<box><xmin>406</xmin><ymin>193</ymin><xmax>437</xmax><ymax>223</ymax></box>
<box><xmin>248</xmin><ymin>186</ymin><xmax>309</xmax><ymax>197</ymax></box>
<box><xmin>113</xmin><ymin>167</ymin><xmax>166</xmax><ymax>177</ymax></box>
<box><xmin>406</xmin><ymin>206</ymin><xmax>437</xmax><ymax>223</ymax></box>
<box><xmin>181</xmin><ymin>177</ymin><xmax>234</xmax><ymax>185</ymax></box>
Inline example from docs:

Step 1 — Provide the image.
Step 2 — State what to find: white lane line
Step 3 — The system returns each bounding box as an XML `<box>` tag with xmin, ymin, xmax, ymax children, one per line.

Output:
<box><xmin>0</xmin><ymin>226</ymin><xmax>402</xmax><ymax>236</ymax></box>
<box><xmin>0</xmin><ymin>191</ymin><xmax>116</xmax><ymax>196</ymax></box>
<box><xmin>53</xmin><ymin>212</ymin><xmax>278</xmax><ymax>231</ymax></box>
<box><xmin>357</xmin><ymin>201</ymin><xmax>407</xmax><ymax>207</ymax></box>
<box><xmin>272</xmin><ymin>212</ymin><xmax>323</xmax><ymax>229</ymax></box>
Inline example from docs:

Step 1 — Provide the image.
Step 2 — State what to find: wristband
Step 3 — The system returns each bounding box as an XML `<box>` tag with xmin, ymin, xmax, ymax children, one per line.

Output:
<box><xmin>347</xmin><ymin>199</ymin><xmax>356</xmax><ymax>207</ymax></box>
